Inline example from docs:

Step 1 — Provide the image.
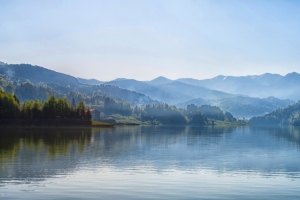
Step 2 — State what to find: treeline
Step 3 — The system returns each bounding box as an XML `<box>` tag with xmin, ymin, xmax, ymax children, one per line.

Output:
<box><xmin>185</xmin><ymin>104</ymin><xmax>236</xmax><ymax>124</ymax></box>
<box><xmin>102</xmin><ymin>99</ymin><xmax>236</xmax><ymax>125</ymax></box>
<box><xmin>101</xmin><ymin>97</ymin><xmax>237</xmax><ymax>125</ymax></box>
<box><xmin>0</xmin><ymin>91</ymin><xmax>91</xmax><ymax>120</ymax></box>
<box><xmin>137</xmin><ymin>104</ymin><xmax>236</xmax><ymax>125</ymax></box>
<box><xmin>249</xmin><ymin>101</ymin><xmax>300</xmax><ymax>126</ymax></box>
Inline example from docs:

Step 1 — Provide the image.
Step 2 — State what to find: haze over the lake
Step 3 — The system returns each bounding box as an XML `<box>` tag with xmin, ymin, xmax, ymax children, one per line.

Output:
<box><xmin>1</xmin><ymin>0</ymin><xmax>300</xmax><ymax>81</ymax></box>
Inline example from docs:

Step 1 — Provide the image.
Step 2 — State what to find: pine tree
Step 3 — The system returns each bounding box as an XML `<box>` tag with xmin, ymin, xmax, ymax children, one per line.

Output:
<box><xmin>71</xmin><ymin>98</ymin><xmax>76</xmax><ymax>108</ymax></box>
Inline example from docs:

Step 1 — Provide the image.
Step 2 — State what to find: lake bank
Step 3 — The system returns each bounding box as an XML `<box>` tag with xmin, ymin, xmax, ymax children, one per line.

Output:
<box><xmin>0</xmin><ymin>119</ymin><xmax>113</xmax><ymax>127</ymax></box>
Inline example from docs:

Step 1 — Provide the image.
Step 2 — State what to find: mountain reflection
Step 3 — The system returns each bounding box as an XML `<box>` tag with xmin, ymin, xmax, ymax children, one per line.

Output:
<box><xmin>1</xmin><ymin>125</ymin><xmax>300</xmax><ymax>183</ymax></box>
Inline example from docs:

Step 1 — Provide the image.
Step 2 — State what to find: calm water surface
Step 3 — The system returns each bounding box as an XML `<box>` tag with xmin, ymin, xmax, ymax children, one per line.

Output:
<box><xmin>1</xmin><ymin>125</ymin><xmax>300</xmax><ymax>199</ymax></box>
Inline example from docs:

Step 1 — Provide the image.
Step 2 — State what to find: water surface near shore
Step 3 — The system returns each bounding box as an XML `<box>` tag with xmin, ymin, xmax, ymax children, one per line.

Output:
<box><xmin>1</xmin><ymin>125</ymin><xmax>300</xmax><ymax>199</ymax></box>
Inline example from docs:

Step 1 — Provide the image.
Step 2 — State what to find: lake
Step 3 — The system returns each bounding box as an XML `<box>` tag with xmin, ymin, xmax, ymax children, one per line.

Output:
<box><xmin>1</xmin><ymin>125</ymin><xmax>300</xmax><ymax>199</ymax></box>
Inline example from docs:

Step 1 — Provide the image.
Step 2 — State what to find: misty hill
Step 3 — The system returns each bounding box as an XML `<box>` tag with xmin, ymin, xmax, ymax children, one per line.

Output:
<box><xmin>104</xmin><ymin>79</ymin><xmax>236</xmax><ymax>105</ymax></box>
<box><xmin>177</xmin><ymin>73</ymin><xmax>300</xmax><ymax>101</ymax></box>
<box><xmin>0</xmin><ymin>64</ymin><xmax>157</xmax><ymax>105</ymax></box>
<box><xmin>105</xmin><ymin>79</ymin><xmax>192</xmax><ymax>104</ymax></box>
<box><xmin>158</xmin><ymin>81</ymin><xmax>235</xmax><ymax>100</ymax></box>
<box><xmin>110</xmin><ymin>78</ymin><xmax>128</xmax><ymax>82</ymax></box>
<box><xmin>146</xmin><ymin>76</ymin><xmax>173</xmax><ymax>85</ymax></box>
<box><xmin>77</xmin><ymin>78</ymin><xmax>103</xmax><ymax>85</ymax></box>
<box><xmin>267</xmin><ymin>72</ymin><xmax>300</xmax><ymax>100</ymax></box>
<box><xmin>106</xmin><ymin>79</ymin><xmax>153</xmax><ymax>92</ymax></box>
<box><xmin>177</xmin><ymin>96</ymin><xmax>294</xmax><ymax>118</ymax></box>
<box><xmin>0</xmin><ymin>64</ymin><xmax>80</xmax><ymax>87</ymax></box>
<box><xmin>249</xmin><ymin>101</ymin><xmax>300</xmax><ymax>126</ymax></box>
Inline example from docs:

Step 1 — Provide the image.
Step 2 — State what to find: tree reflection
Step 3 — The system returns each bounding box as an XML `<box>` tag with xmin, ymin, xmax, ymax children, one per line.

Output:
<box><xmin>2</xmin><ymin>125</ymin><xmax>300</xmax><ymax>183</ymax></box>
<box><xmin>0</xmin><ymin>127</ymin><xmax>92</xmax><ymax>176</ymax></box>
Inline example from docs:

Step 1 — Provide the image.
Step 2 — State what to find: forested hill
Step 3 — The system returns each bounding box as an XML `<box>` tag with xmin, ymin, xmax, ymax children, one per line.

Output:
<box><xmin>0</xmin><ymin>64</ymin><xmax>157</xmax><ymax>105</ymax></box>
<box><xmin>249</xmin><ymin>101</ymin><xmax>300</xmax><ymax>126</ymax></box>
<box><xmin>0</xmin><ymin>64</ymin><xmax>80</xmax><ymax>86</ymax></box>
<box><xmin>76</xmin><ymin>78</ymin><xmax>103</xmax><ymax>85</ymax></box>
<box><xmin>177</xmin><ymin>96</ymin><xmax>294</xmax><ymax>118</ymax></box>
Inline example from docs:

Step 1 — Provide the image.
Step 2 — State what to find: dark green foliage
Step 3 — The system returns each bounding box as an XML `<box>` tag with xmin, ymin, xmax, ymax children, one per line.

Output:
<box><xmin>249</xmin><ymin>101</ymin><xmax>300</xmax><ymax>126</ymax></box>
<box><xmin>71</xmin><ymin>98</ymin><xmax>76</xmax><ymax>108</ymax></box>
<box><xmin>14</xmin><ymin>82</ymin><xmax>61</xmax><ymax>102</ymax></box>
<box><xmin>186</xmin><ymin>104</ymin><xmax>236</xmax><ymax>123</ymax></box>
<box><xmin>86</xmin><ymin>109</ymin><xmax>92</xmax><ymax>120</ymax></box>
<box><xmin>43</xmin><ymin>95</ymin><xmax>58</xmax><ymax>119</ymax></box>
<box><xmin>104</xmin><ymin>97</ymin><xmax>132</xmax><ymax>116</ymax></box>
<box><xmin>141</xmin><ymin>104</ymin><xmax>187</xmax><ymax>124</ymax></box>
<box><xmin>199</xmin><ymin>105</ymin><xmax>225</xmax><ymax>120</ymax></box>
<box><xmin>189</xmin><ymin>113</ymin><xmax>207</xmax><ymax>125</ymax></box>
<box><xmin>77</xmin><ymin>101</ymin><xmax>86</xmax><ymax>118</ymax></box>
<box><xmin>57</xmin><ymin>98</ymin><xmax>70</xmax><ymax>118</ymax></box>
<box><xmin>0</xmin><ymin>91</ymin><xmax>91</xmax><ymax>120</ymax></box>
<box><xmin>186</xmin><ymin>104</ymin><xmax>207</xmax><ymax>124</ymax></box>
<box><xmin>0</xmin><ymin>91</ymin><xmax>20</xmax><ymax>119</ymax></box>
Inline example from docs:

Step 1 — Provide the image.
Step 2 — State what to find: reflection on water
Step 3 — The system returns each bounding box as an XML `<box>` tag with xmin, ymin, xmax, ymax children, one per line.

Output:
<box><xmin>1</xmin><ymin>125</ymin><xmax>300</xmax><ymax>199</ymax></box>
<box><xmin>0</xmin><ymin>128</ymin><xmax>92</xmax><ymax>183</ymax></box>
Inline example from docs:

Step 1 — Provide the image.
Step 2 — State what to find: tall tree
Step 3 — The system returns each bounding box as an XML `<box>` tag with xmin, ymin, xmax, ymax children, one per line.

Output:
<box><xmin>77</xmin><ymin>101</ymin><xmax>85</xmax><ymax>119</ymax></box>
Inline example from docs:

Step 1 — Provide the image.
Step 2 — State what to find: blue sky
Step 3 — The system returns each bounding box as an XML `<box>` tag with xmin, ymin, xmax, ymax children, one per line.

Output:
<box><xmin>1</xmin><ymin>0</ymin><xmax>300</xmax><ymax>81</ymax></box>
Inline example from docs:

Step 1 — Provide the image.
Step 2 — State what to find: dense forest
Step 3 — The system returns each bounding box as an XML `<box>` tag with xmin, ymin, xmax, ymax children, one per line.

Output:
<box><xmin>0</xmin><ymin>91</ymin><xmax>91</xmax><ymax>121</ymax></box>
<box><xmin>249</xmin><ymin>101</ymin><xmax>300</xmax><ymax>126</ymax></box>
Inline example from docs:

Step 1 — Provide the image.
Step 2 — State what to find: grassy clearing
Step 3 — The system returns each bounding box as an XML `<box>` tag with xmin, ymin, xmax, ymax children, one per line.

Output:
<box><xmin>92</xmin><ymin>120</ymin><xmax>114</xmax><ymax>126</ymax></box>
<box><xmin>110</xmin><ymin>114</ymin><xmax>142</xmax><ymax>125</ymax></box>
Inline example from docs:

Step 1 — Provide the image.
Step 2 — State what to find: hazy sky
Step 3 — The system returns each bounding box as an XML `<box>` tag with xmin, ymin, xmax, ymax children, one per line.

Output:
<box><xmin>1</xmin><ymin>0</ymin><xmax>300</xmax><ymax>81</ymax></box>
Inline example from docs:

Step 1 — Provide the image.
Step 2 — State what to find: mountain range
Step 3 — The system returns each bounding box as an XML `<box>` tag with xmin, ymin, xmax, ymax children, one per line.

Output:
<box><xmin>104</xmin><ymin>79</ymin><xmax>235</xmax><ymax>105</ymax></box>
<box><xmin>177</xmin><ymin>73</ymin><xmax>300</xmax><ymax>101</ymax></box>
<box><xmin>79</xmin><ymin>72</ymin><xmax>300</xmax><ymax>101</ymax></box>
<box><xmin>1</xmin><ymin>62</ymin><xmax>299</xmax><ymax>118</ymax></box>
<box><xmin>0</xmin><ymin>63</ymin><xmax>157</xmax><ymax>106</ymax></box>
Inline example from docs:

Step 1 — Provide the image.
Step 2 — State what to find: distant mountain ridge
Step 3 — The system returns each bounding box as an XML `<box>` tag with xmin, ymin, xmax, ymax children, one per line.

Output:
<box><xmin>77</xmin><ymin>77</ymin><xmax>103</xmax><ymax>85</ymax></box>
<box><xmin>104</xmin><ymin>79</ymin><xmax>236</xmax><ymax>105</ymax></box>
<box><xmin>76</xmin><ymin>72</ymin><xmax>300</xmax><ymax>101</ymax></box>
<box><xmin>0</xmin><ymin>64</ymin><xmax>80</xmax><ymax>87</ymax></box>
<box><xmin>177</xmin><ymin>73</ymin><xmax>300</xmax><ymax>101</ymax></box>
<box><xmin>146</xmin><ymin>76</ymin><xmax>173</xmax><ymax>85</ymax></box>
